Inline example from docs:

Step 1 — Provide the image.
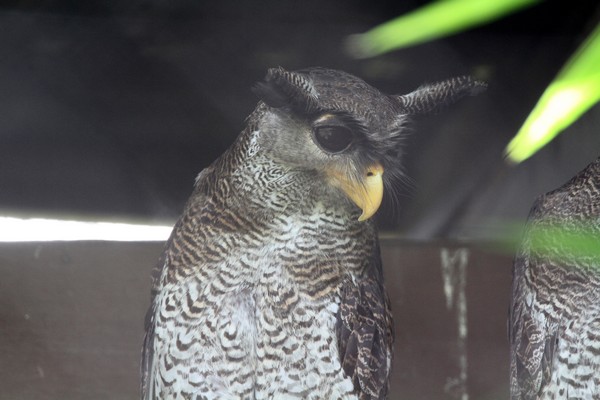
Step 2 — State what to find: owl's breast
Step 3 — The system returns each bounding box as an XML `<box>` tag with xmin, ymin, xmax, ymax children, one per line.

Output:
<box><xmin>152</xmin><ymin>210</ymin><xmax>368</xmax><ymax>399</ymax></box>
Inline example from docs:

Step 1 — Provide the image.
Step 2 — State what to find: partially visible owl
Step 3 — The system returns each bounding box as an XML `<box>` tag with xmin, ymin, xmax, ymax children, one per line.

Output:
<box><xmin>510</xmin><ymin>157</ymin><xmax>600</xmax><ymax>399</ymax></box>
<box><xmin>141</xmin><ymin>67</ymin><xmax>484</xmax><ymax>400</ymax></box>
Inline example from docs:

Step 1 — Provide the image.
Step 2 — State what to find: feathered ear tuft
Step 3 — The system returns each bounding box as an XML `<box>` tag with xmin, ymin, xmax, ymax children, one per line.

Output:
<box><xmin>252</xmin><ymin>67</ymin><xmax>318</xmax><ymax>113</ymax></box>
<box><xmin>393</xmin><ymin>76</ymin><xmax>486</xmax><ymax>115</ymax></box>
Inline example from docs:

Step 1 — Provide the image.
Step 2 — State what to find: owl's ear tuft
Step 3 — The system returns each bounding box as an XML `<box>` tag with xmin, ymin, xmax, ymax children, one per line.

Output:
<box><xmin>394</xmin><ymin>76</ymin><xmax>486</xmax><ymax>115</ymax></box>
<box><xmin>252</xmin><ymin>67</ymin><xmax>318</xmax><ymax>113</ymax></box>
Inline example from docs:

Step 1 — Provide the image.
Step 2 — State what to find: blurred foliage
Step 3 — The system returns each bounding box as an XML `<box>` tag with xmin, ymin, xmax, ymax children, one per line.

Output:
<box><xmin>527</xmin><ymin>221</ymin><xmax>600</xmax><ymax>266</ymax></box>
<box><xmin>345</xmin><ymin>0</ymin><xmax>541</xmax><ymax>58</ymax></box>
<box><xmin>506</xmin><ymin>22</ymin><xmax>600</xmax><ymax>163</ymax></box>
<box><xmin>480</xmin><ymin>220</ymin><xmax>600</xmax><ymax>268</ymax></box>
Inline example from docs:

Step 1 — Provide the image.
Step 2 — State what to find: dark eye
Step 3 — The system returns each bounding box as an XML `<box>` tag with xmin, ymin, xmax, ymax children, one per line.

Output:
<box><xmin>313</xmin><ymin>125</ymin><xmax>355</xmax><ymax>153</ymax></box>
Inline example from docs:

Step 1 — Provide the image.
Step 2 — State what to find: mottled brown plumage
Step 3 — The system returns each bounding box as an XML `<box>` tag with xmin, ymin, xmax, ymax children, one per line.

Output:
<box><xmin>141</xmin><ymin>67</ymin><xmax>483</xmax><ymax>400</ymax></box>
<box><xmin>510</xmin><ymin>157</ymin><xmax>600</xmax><ymax>399</ymax></box>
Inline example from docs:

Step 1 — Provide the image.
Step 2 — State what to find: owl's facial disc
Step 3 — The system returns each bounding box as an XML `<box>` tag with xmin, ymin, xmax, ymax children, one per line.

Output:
<box><xmin>327</xmin><ymin>163</ymin><xmax>384</xmax><ymax>221</ymax></box>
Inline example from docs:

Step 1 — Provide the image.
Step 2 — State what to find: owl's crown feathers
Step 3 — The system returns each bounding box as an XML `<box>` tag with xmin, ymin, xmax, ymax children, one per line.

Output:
<box><xmin>253</xmin><ymin>66</ymin><xmax>486</xmax><ymax>115</ymax></box>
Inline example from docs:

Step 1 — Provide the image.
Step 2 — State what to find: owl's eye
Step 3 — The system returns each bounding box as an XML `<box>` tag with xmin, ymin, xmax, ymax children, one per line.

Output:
<box><xmin>313</xmin><ymin>125</ymin><xmax>355</xmax><ymax>154</ymax></box>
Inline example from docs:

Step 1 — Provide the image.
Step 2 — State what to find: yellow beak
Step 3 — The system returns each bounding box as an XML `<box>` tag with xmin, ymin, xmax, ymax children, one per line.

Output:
<box><xmin>327</xmin><ymin>163</ymin><xmax>384</xmax><ymax>221</ymax></box>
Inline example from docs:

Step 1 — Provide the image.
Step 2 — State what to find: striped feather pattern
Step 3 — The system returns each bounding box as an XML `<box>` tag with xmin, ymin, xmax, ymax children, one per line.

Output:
<box><xmin>510</xmin><ymin>157</ymin><xmax>600</xmax><ymax>399</ymax></box>
<box><xmin>142</xmin><ymin>121</ymin><xmax>392</xmax><ymax>399</ymax></box>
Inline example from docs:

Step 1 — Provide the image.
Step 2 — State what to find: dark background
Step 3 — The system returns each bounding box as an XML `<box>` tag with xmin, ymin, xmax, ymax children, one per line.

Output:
<box><xmin>2</xmin><ymin>0</ymin><xmax>600</xmax><ymax>239</ymax></box>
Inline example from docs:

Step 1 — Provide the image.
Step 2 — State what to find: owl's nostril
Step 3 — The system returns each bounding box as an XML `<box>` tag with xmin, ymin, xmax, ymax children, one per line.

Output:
<box><xmin>365</xmin><ymin>164</ymin><xmax>384</xmax><ymax>179</ymax></box>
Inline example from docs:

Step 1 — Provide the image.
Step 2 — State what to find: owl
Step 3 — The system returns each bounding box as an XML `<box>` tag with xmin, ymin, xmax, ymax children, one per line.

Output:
<box><xmin>510</xmin><ymin>157</ymin><xmax>600</xmax><ymax>399</ymax></box>
<box><xmin>141</xmin><ymin>67</ymin><xmax>484</xmax><ymax>400</ymax></box>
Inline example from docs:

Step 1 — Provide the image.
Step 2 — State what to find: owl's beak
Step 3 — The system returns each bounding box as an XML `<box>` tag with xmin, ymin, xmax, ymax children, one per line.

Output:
<box><xmin>327</xmin><ymin>163</ymin><xmax>384</xmax><ymax>221</ymax></box>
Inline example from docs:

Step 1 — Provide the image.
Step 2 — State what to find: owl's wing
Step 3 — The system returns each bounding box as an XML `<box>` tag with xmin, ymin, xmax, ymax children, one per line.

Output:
<box><xmin>141</xmin><ymin>168</ymin><xmax>213</xmax><ymax>400</ymax></box>
<box><xmin>337</xmin><ymin>242</ymin><xmax>394</xmax><ymax>400</ymax></box>
<box><xmin>509</xmin><ymin>195</ymin><xmax>558</xmax><ymax>399</ymax></box>
<box><xmin>509</xmin><ymin>256</ymin><xmax>557</xmax><ymax>398</ymax></box>
<box><xmin>140</xmin><ymin>260</ymin><xmax>160</xmax><ymax>400</ymax></box>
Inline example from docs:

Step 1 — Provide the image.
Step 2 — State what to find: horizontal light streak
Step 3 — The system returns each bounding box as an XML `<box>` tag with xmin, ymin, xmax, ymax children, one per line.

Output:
<box><xmin>0</xmin><ymin>216</ymin><xmax>173</xmax><ymax>242</ymax></box>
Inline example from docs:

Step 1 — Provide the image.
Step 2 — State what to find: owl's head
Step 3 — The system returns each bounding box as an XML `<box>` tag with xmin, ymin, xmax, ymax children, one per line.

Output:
<box><xmin>251</xmin><ymin>67</ymin><xmax>485</xmax><ymax>221</ymax></box>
